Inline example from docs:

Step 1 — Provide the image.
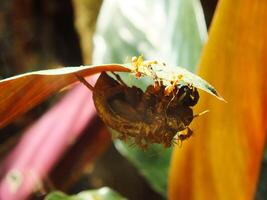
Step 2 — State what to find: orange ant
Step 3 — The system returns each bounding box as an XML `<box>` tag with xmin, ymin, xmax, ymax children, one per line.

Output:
<box><xmin>164</xmin><ymin>74</ymin><xmax>183</xmax><ymax>96</ymax></box>
<box><xmin>131</xmin><ymin>55</ymin><xmax>158</xmax><ymax>78</ymax></box>
<box><xmin>131</xmin><ymin>55</ymin><xmax>165</xmax><ymax>93</ymax></box>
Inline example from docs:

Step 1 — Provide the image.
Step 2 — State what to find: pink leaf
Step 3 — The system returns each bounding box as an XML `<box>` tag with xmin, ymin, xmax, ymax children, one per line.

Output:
<box><xmin>0</xmin><ymin>77</ymin><xmax>97</xmax><ymax>200</ymax></box>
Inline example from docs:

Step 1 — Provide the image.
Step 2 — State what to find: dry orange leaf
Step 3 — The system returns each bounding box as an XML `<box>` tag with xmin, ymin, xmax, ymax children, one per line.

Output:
<box><xmin>0</xmin><ymin>64</ymin><xmax>130</xmax><ymax>129</ymax></box>
<box><xmin>168</xmin><ymin>0</ymin><xmax>267</xmax><ymax>200</ymax></box>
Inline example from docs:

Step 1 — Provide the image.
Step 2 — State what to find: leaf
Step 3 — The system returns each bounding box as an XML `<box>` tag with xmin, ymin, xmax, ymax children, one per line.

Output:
<box><xmin>168</xmin><ymin>0</ymin><xmax>267</xmax><ymax>199</ymax></box>
<box><xmin>0</xmin><ymin>59</ymin><xmax>222</xmax><ymax>131</ymax></box>
<box><xmin>126</xmin><ymin>62</ymin><xmax>224</xmax><ymax>100</ymax></box>
<box><xmin>45</xmin><ymin>187</ymin><xmax>127</xmax><ymax>200</ymax></box>
<box><xmin>93</xmin><ymin>0</ymin><xmax>207</xmax><ymax>196</ymax></box>
<box><xmin>0</xmin><ymin>64</ymin><xmax>130</xmax><ymax>129</ymax></box>
<box><xmin>93</xmin><ymin>0</ymin><xmax>207</xmax><ymax>70</ymax></box>
<box><xmin>114</xmin><ymin>141</ymin><xmax>172</xmax><ymax>195</ymax></box>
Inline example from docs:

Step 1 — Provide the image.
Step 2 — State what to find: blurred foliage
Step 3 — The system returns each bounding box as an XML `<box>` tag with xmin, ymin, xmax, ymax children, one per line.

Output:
<box><xmin>0</xmin><ymin>0</ymin><xmax>82</xmax><ymax>162</ymax></box>
<box><xmin>72</xmin><ymin>0</ymin><xmax>103</xmax><ymax>64</ymax></box>
<box><xmin>93</xmin><ymin>0</ymin><xmax>207</xmax><ymax>69</ymax></box>
<box><xmin>199</xmin><ymin>0</ymin><xmax>217</xmax><ymax>27</ymax></box>
<box><xmin>168</xmin><ymin>0</ymin><xmax>267</xmax><ymax>199</ymax></box>
<box><xmin>93</xmin><ymin>0</ymin><xmax>207</xmax><ymax>196</ymax></box>
<box><xmin>114</xmin><ymin>142</ymin><xmax>172</xmax><ymax>196</ymax></box>
<box><xmin>255</xmin><ymin>148</ymin><xmax>267</xmax><ymax>200</ymax></box>
<box><xmin>0</xmin><ymin>0</ymin><xmax>82</xmax><ymax>78</ymax></box>
<box><xmin>45</xmin><ymin>187</ymin><xmax>126</xmax><ymax>200</ymax></box>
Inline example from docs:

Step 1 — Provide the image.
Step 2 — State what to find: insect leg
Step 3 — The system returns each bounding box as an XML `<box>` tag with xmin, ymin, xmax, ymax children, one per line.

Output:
<box><xmin>75</xmin><ymin>74</ymin><xmax>94</xmax><ymax>91</ymax></box>
<box><xmin>186</xmin><ymin>126</ymin><xmax>194</xmax><ymax>138</ymax></box>
<box><xmin>111</xmin><ymin>72</ymin><xmax>127</xmax><ymax>86</ymax></box>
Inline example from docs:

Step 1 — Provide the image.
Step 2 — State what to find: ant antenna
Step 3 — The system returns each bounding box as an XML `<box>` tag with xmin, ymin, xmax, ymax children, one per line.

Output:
<box><xmin>193</xmin><ymin>110</ymin><xmax>210</xmax><ymax>118</ymax></box>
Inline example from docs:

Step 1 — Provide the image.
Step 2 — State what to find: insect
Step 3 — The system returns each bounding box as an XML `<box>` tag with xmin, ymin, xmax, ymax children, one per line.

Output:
<box><xmin>76</xmin><ymin>68</ymin><xmax>201</xmax><ymax>148</ymax></box>
<box><xmin>177</xmin><ymin>127</ymin><xmax>193</xmax><ymax>141</ymax></box>
<box><xmin>164</xmin><ymin>74</ymin><xmax>183</xmax><ymax>96</ymax></box>
<box><xmin>74</xmin><ymin>55</ymin><xmax>217</xmax><ymax>148</ymax></box>
<box><xmin>172</xmin><ymin>127</ymin><xmax>194</xmax><ymax>147</ymax></box>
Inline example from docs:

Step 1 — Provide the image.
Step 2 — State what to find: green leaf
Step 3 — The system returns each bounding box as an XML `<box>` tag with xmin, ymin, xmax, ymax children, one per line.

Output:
<box><xmin>45</xmin><ymin>187</ymin><xmax>127</xmax><ymax>200</ymax></box>
<box><xmin>114</xmin><ymin>140</ymin><xmax>172</xmax><ymax>195</ymax></box>
<box><xmin>93</xmin><ymin>0</ymin><xmax>207</xmax><ymax>70</ymax></box>
<box><xmin>133</xmin><ymin>62</ymin><xmax>224</xmax><ymax>100</ymax></box>
<box><xmin>113</xmin><ymin>62</ymin><xmax>224</xmax><ymax>100</ymax></box>
<box><xmin>93</xmin><ymin>0</ymin><xmax>207</xmax><ymax>197</ymax></box>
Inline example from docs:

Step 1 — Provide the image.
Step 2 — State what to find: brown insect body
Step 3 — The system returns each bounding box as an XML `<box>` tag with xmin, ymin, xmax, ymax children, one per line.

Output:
<box><xmin>93</xmin><ymin>72</ymin><xmax>198</xmax><ymax>148</ymax></box>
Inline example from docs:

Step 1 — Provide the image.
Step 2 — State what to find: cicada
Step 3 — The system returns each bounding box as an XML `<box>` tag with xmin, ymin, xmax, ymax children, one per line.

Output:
<box><xmin>92</xmin><ymin>72</ymin><xmax>199</xmax><ymax>148</ymax></box>
<box><xmin>76</xmin><ymin>56</ymin><xmax>222</xmax><ymax>148</ymax></box>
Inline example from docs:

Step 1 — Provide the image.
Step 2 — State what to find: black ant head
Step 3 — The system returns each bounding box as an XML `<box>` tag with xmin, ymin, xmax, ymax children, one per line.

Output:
<box><xmin>177</xmin><ymin>85</ymin><xmax>199</xmax><ymax>107</ymax></box>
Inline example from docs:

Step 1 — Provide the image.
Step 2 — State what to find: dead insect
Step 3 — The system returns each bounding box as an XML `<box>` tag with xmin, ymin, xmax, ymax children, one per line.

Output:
<box><xmin>76</xmin><ymin>71</ymin><xmax>202</xmax><ymax>149</ymax></box>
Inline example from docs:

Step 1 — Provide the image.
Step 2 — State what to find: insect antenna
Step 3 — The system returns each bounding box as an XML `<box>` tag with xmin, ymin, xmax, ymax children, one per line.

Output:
<box><xmin>183</xmin><ymin>110</ymin><xmax>210</xmax><ymax>125</ymax></box>
<box><xmin>193</xmin><ymin>110</ymin><xmax>210</xmax><ymax>118</ymax></box>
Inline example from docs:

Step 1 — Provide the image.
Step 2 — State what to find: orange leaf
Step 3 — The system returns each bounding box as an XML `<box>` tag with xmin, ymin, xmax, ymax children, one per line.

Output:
<box><xmin>0</xmin><ymin>64</ymin><xmax>130</xmax><ymax>129</ymax></box>
<box><xmin>168</xmin><ymin>0</ymin><xmax>267</xmax><ymax>200</ymax></box>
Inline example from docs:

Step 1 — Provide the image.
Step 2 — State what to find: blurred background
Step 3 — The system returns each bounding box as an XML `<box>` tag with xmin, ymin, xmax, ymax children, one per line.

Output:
<box><xmin>0</xmin><ymin>0</ymin><xmax>266</xmax><ymax>200</ymax></box>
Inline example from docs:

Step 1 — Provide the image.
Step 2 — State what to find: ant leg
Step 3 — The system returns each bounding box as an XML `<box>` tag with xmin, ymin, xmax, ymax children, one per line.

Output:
<box><xmin>75</xmin><ymin>74</ymin><xmax>94</xmax><ymax>91</ymax></box>
<box><xmin>186</xmin><ymin>126</ymin><xmax>194</xmax><ymax>138</ymax></box>
<box><xmin>111</xmin><ymin>72</ymin><xmax>127</xmax><ymax>86</ymax></box>
<box><xmin>172</xmin><ymin>135</ymin><xmax>183</xmax><ymax>147</ymax></box>
<box><xmin>77</xmin><ymin>73</ymin><xmax>127</xmax><ymax>98</ymax></box>
<box><xmin>175</xmin><ymin>124</ymin><xmax>192</xmax><ymax>142</ymax></box>
<box><xmin>76</xmin><ymin>73</ymin><xmax>125</xmax><ymax>101</ymax></box>
<box><xmin>166</xmin><ymin>92</ymin><xmax>176</xmax><ymax>110</ymax></box>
